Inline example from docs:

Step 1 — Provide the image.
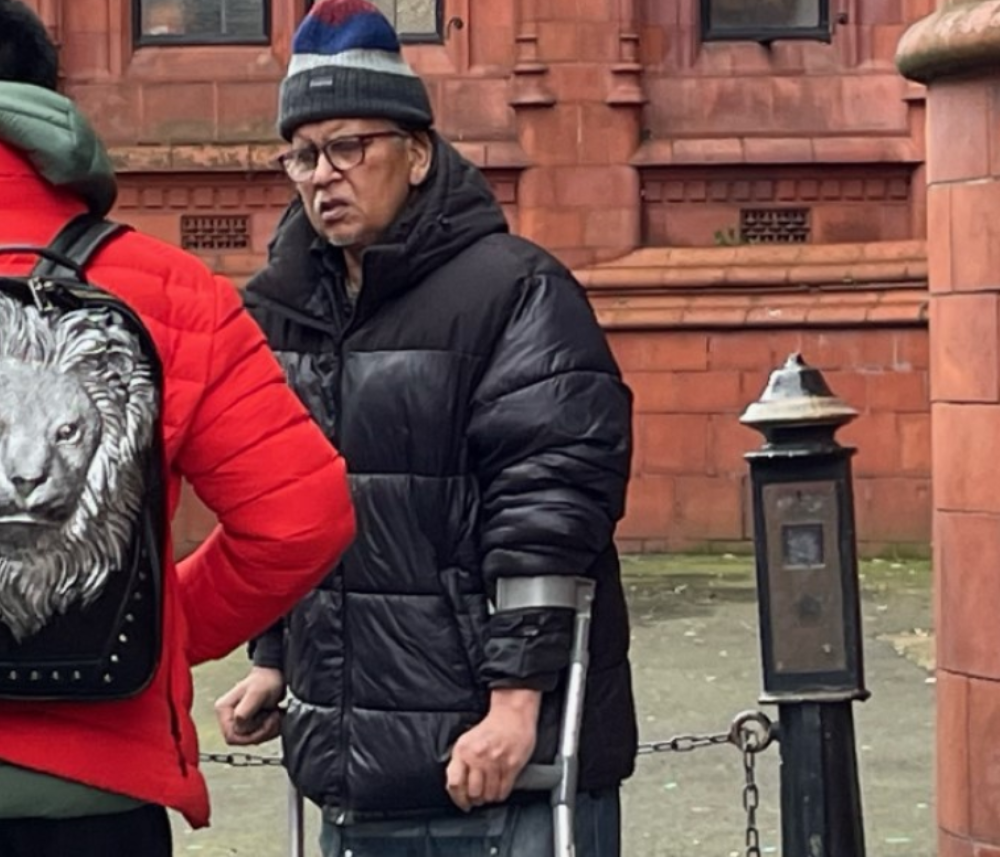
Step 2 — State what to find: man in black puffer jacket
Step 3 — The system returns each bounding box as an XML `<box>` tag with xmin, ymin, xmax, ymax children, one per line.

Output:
<box><xmin>215</xmin><ymin>1</ymin><xmax>637</xmax><ymax>854</ymax></box>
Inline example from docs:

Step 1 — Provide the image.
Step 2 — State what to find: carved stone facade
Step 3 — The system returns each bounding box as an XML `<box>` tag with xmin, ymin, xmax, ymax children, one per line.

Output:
<box><xmin>21</xmin><ymin>0</ymin><xmax>932</xmax><ymax>556</ymax></box>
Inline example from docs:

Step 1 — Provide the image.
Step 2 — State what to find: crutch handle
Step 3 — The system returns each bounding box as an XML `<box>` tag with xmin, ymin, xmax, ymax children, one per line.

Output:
<box><xmin>514</xmin><ymin>763</ymin><xmax>562</xmax><ymax>792</ymax></box>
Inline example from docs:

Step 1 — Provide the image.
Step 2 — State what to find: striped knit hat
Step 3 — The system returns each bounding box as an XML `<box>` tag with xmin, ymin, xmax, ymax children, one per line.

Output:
<box><xmin>278</xmin><ymin>0</ymin><xmax>434</xmax><ymax>140</ymax></box>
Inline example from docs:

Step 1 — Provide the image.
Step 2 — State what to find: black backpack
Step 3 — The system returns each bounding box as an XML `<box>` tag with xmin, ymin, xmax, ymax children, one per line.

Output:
<box><xmin>0</xmin><ymin>213</ymin><xmax>166</xmax><ymax>700</ymax></box>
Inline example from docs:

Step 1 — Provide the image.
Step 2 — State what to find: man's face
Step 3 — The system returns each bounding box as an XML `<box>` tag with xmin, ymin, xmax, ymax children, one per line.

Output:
<box><xmin>287</xmin><ymin>117</ymin><xmax>432</xmax><ymax>251</ymax></box>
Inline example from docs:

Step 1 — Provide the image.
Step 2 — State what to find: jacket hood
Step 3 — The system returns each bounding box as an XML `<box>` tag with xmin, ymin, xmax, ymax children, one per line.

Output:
<box><xmin>0</xmin><ymin>82</ymin><xmax>117</xmax><ymax>215</ymax></box>
<box><xmin>246</xmin><ymin>134</ymin><xmax>508</xmax><ymax>315</ymax></box>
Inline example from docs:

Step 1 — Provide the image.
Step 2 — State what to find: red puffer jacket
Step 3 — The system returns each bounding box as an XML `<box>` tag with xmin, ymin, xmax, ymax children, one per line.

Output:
<box><xmin>0</xmin><ymin>143</ymin><xmax>355</xmax><ymax>828</ymax></box>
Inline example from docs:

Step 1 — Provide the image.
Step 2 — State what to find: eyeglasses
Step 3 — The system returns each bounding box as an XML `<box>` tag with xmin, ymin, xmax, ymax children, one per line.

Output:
<box><xmin>277</xmin><ymin>131</ymin><xmax>409</xmax><ymax>182</ymax></box>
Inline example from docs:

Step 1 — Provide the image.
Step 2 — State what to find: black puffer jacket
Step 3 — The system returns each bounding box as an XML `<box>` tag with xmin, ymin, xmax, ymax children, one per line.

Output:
<box><xmin>244</xmin><ymin>136</ymin><xmax>637</xmax><ymax>820</ymax></box>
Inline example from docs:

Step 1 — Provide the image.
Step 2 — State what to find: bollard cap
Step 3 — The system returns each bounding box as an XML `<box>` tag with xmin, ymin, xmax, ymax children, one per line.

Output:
<box><xmin>740</xmin><ymin>353</ymin><xmax>857</xmax><ymax>430</ymax></box>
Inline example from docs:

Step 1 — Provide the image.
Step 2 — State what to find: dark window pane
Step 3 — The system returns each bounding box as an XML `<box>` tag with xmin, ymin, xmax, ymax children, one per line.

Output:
<box><xmin>709</xmin><ymin>0</ymin><xmax>823</xmax><ymax>31</ymax></box>
<box><xmin>139</xmin><ymin>0</ymin><xmax>266</xmax><ymax>40</ymax></box>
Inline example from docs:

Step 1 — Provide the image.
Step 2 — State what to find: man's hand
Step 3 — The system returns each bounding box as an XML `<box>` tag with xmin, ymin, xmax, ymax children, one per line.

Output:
<box><xmin>445</xmin><ymin>687</ymin><xmax>541</xmax><ymax>812</ymax></box>
<box><xmin>215</xmin><ymin>666</ymin><xmax>286</xmax><ymax>746</ymax></box>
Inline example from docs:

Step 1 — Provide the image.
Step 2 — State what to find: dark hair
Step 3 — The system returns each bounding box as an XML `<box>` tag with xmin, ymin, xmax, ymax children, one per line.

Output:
<box><xmin>0</xmin><ymin>0</ymin><xmax>59</xmax><ymax>90</ymax></box>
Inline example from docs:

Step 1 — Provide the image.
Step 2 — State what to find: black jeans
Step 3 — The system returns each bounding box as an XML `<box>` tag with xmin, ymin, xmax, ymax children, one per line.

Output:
<box><xmin>320</xmin><ymin>789</ymin><xmax>621</xmax><ymax>857</ymax></box>
<box><xmin>0</xmin><ymin>805</ymin><xmax>171</xmax><ymax>857</ymax></box>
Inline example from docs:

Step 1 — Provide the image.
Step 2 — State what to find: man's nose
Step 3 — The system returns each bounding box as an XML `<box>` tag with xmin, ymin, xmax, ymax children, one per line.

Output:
<box><xmin>313</xmin><ymin>153</ymin><xmax>345</xmax><ymax>184</ymax></box>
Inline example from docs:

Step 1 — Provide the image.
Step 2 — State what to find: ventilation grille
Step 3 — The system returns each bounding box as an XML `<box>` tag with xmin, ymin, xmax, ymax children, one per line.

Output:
<box><xmin>740</xmin><ymin>207</ymin><xmax>811</xmax><ymax>244</ymax></box>
<box><xmin>180</xmin><ymin>215</ymin><xmax>250</xmax><ymax>251</ymax></box>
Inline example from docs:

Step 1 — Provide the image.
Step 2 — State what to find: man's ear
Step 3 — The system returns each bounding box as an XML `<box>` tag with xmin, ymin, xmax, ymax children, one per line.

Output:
<box><xmin>408</xmin><ymin>131</ymin><xmax>433</xmax><ymax>186</ymax></box>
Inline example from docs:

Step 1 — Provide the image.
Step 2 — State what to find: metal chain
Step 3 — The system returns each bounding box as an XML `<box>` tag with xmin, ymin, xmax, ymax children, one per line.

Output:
<box><xmin>635</xmin><ymin>710</ymin><xmax>774</xmax><ymax>758</ymax></box>
<box><xmin>200</xmin><ymin>711</ymin><xmax>776</xmax><ymax>857</ymax></box>
<box><xmin>741</xmin><ymin>740</ymin><xmax>762</xmax><ymax>857</ymax></box>
<box><xmin>636</xmin><ymin>730</ymin><xmax>732</xmax><ymax>754</ymax></box>
<box><xmin>732</xmin><ymin>711</ymin><xmax>772</xmax><ymax>857</ymax></box>
<box><xmin>199</xmin><ymin>751</ymin><xmax>284</xmax><ymax>767</ymax></box>
<box><xmin>635</xmin><ymin>711</ymin><xmax>774</xmax><ymax>857</ymax></box>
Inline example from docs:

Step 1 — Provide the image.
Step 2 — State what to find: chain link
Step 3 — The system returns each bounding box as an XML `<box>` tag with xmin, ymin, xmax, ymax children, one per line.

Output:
<box><xmin>636</xmin><ymin>730</ymin><xmax>732</xmax><ymax>754</ymax></box>
<box><xmin>199</xmin><ymin>751</ymin><xmax>284</xmax><ymax>767</ymax></box>
<box><xmin>741</xmin><ymin>741</ymin><xmax>762</xmax><ymax>857</ymax></box>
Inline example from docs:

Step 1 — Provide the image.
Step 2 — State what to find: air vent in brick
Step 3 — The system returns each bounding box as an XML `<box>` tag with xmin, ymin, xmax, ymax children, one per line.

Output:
<box><xmin>739</xmin><ymin>207</ymin><xmax>811</xmax><ymax>244</ymax></box>
<box><xmin>180</xmin><ymin>215</ymin><xmax>250</xmax><ymax>251</ymax></box>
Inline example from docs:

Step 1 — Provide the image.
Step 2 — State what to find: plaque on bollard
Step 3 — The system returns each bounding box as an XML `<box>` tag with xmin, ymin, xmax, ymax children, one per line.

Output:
<box><xmin>763</xmin><ymin>480</ymin><xmax>847</xmax><ymax>677</ymax></box>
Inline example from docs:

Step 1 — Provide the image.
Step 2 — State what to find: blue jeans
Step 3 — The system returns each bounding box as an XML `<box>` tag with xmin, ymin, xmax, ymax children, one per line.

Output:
<box><xmin>319</xmin><ymin>790</ymin><xmax>620</xmax><ymax>857</ymax></box>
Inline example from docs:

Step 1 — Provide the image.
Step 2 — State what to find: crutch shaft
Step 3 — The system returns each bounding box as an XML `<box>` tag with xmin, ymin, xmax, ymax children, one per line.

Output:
<box><xmin>553</xmin><ymin>804</ymin><xmax>576</xmax><ymax>857</ymax></box>
<box><xmin>288</xmin><ymin>779</ymin><xmax>304</xmax><ymax>857</ymax></box>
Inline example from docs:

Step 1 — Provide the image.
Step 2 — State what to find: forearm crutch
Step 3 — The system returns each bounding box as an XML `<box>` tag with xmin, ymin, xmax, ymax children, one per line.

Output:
<box><xmin>500</xmin><ymin>576</ymin><xmax>596</xmax><ymax>857</ymax></box>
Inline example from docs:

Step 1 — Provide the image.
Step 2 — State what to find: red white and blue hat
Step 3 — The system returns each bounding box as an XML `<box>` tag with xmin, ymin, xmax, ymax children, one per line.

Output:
<box><xmin>278</xmin><ymin>0</ymin><xmax>434</xmax><ymax>140</ymax></box>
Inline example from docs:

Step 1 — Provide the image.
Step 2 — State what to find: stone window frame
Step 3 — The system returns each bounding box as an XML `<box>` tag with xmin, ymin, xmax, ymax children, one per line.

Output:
<box><xmin>699</xmin><ymin>0</ymin><xmax>832</xmax><ymax>45</ymax></box>
<box><xmin>134</xmin><ymin>0</ymin><xmax>272</xmax><ymax>46</ymax></box>
<box><xmin>304</xmin><ymin>0</ymin><xmax>444</xmax><ymax>44</ymax></box>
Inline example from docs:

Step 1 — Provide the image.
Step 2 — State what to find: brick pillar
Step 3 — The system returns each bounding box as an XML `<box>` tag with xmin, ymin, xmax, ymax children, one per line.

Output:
<box><xmin>897</xmin><ymin>5</ymin><xmax>1000</xmax><ymax>854</ymax></box>
<box><xmin>509</xmin><ymin>0</ymin><xmax>644</xmax><ymax>268</ymax></box>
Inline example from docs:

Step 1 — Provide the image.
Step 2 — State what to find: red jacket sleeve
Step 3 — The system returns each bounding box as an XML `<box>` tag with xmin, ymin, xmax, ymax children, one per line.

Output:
<box><xmin>174</xmin><ymin>276</ymin><xmax>354</xmax><ymax>665</ymax></box>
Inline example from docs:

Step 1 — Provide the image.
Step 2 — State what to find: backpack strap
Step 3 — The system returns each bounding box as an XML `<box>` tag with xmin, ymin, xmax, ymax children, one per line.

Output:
<box><xmin>31</xmin><ymin>213</ymin><xmax>129</xmax><ymax>282</ymax></box>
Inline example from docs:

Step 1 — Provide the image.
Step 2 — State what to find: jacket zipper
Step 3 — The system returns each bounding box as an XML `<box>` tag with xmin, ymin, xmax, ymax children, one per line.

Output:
<box><xmin>333</xmin><ymin>270</ymin><xmax>355</xmax><ymax>819</ymax></box>
<box><xmin>257</xmin><ymin>262</ymin><xmax>359</xmax><ymax>818</ymax></box>
<box><xmin>335</xmin><ymin>336</ymin><xmax>351</xmax><ymax>817</ymax></box>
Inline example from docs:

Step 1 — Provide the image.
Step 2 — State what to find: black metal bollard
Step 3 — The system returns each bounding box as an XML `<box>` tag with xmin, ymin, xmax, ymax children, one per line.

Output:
<box><xmin>740</xmin><ymin>352</ymin><xmax>868</xmax><ymax>857</ymax></box>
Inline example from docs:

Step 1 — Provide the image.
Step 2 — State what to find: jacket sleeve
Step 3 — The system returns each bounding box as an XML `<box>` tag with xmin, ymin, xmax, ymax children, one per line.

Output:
<box><xmin>249</xmin><ymin>620</ymin><xmax>286</xmax><ymax>670</ymax></box>
<box><xmin>467</xmin><ymin>272</ymin><xmax>632</xmax><ymax>687</ymax></box>
<box><xmin>174</xmin><ymin>275</ymin><xmax>355</xmax><ymax>666</ymax></box>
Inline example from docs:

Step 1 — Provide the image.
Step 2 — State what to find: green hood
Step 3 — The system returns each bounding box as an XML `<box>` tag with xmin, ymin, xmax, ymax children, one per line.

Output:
<box><xmin>0</xmin><ymin>82</ymin><xmax>116</xmax><ymax>215</ymax></box>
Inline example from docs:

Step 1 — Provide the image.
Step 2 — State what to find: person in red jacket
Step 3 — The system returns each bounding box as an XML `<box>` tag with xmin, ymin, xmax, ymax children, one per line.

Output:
<box><xmin>0</xmin><ymin>3</ymin><xmax>356</xmax><ymax>856</ymax></box>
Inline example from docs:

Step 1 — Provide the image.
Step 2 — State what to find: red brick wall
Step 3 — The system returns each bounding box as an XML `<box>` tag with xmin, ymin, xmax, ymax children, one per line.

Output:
<box><xmin>611</xmin><ymin>327</ymin><xmax>930</xmax><ymax>557</ymax></box>
<box><xmin>173</xmin><ymin>322</ymin><xmax>931</xmax><ymax>561</ymax></box>
<box><xmin>18</xmin><ymin>0</ymin><xmax>935</xmax><ymax>557</ymax></box>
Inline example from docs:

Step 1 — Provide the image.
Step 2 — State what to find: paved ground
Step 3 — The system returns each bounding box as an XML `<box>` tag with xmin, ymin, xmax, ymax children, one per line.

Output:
<box><xmin>172</xmin><ymin>554</ymin><xmax>935</xmax><ymax>856</ymax></box>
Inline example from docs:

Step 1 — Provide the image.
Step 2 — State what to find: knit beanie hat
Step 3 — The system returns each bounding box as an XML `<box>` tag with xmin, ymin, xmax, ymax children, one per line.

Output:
<box><xmin>278</xmin><ymin>0</ymin><xmax>434</xmax><ymax>140</ymax></box>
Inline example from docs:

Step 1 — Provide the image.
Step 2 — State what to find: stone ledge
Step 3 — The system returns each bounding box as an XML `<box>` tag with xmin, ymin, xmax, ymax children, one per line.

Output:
<box><xmin>109</xmin><ymin>144</ymin><xmax>283</xmax><ymax>173</ymax></box>
<box><xmin>632</xmin><ymin>136</ymin><xmax>923</xmax><ymax>166</ymax></box>
<box><xmin>576</xmin><ymin>241</ymin><xmax>929</xmax><ymax>330</ymax></box>
<box><xmin>589</xmin><ymin>289</ymin><xmax>929</xmax><ymax>330</ymax></box>
<box><xmin>577</xmin><ymin>241</ymin><xmax>928</xmax><ymax>290</ymax></box>
<box><xmin>109</xmin><ymin>139</ymin><xmax>529</xmax><ymax>173</ymax></box>
<box><xmin>897</xmin><ymin>1</ymin><xmax>1000</xmax><ymax>84</ymax></box>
